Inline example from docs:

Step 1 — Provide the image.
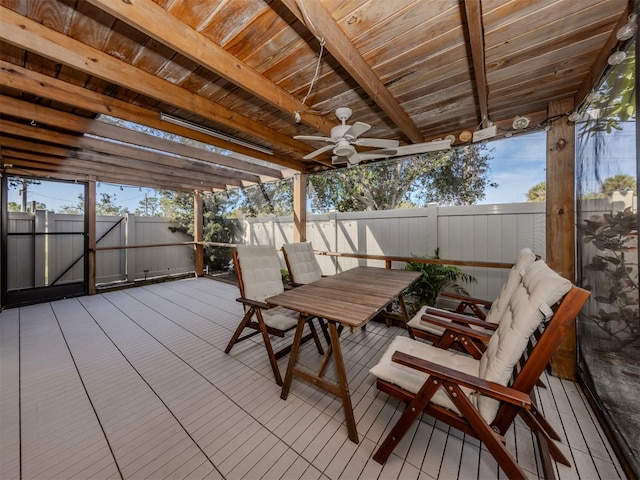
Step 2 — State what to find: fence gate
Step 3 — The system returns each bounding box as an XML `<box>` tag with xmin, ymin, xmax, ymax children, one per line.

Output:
<box><xmin>1</xmin><ymin>177</ymin><xmax>88</xmax><ymax>307</ymax></box>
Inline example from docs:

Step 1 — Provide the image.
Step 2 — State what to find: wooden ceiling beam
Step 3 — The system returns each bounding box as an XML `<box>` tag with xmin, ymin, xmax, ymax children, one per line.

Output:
<box><xmin>463</xmin><ymin>0</ymin><xmax>491</xmax><ymax>128</ymax></box>
<box><xmin>0</xmin><ymin>121</ymin><xmax>249</xmax><ymax>188</ymax></box>
<box><xmin>0</xmin><ymin>61</ymin><xmax>296</xmax><ymax>173</ymax></box>
<box><xmin>4</xmin><ymin>152</ymin><xmax>231</xmax><ymax>191</ymax></box>
<box><xmin>2</xmin><ymin>158</ymin><xmax>219</xmax><ymax>193</ymax></box>
<box><xmin>0</xmin><ymin>95</ymin><xmax>267</xmax><ymax>182</ymax></box>
<box><xmin>0</xmin><ymin>6</ymin><xmax>313</xmax><ymax>162</ymax></box>
<box><xmin>0</xmin><ymin>137</ymin><xmax>71</xmax><ymax>157</ymax></box>
<box><xmin>280</xmin><ymin>0</ymin><xmax>424</xmax><ymax>144</ymax></box>
<box><xmin>85</xmin><ymin>0</ymin><xmax>335</xmax><ymax>136</ymax></box>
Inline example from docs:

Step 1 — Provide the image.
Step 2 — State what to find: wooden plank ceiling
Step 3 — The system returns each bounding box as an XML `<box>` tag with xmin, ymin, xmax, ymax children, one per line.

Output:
<box><xmin>0</xmin><ymin>0</ymin><xmax>632</xmax><ymax>193</ymax></box>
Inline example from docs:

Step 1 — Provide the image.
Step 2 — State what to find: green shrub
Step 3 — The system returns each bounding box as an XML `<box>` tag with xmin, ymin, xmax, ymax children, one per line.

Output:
<box><xmin>404</xmin><ymin>248</ymin><xmax>477</xmax><ymax>311</ymax></box>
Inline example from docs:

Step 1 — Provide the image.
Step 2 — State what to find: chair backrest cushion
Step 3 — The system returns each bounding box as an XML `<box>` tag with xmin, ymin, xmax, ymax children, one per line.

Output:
<box><xmin>485</xmin><ymin>247</ymin><xmax>537</xmax><ymax>324</ymax></box>
<box><xmin>282</xmin><ymin>242</ymin><xmax>322</xmax><ymax>284</ymax></box>
<box><xmin>236</xmin><ymin>244</ymin><xmax>284</xmax><ymax>302</ymax></box>
<box><xmin>477</xmin><ymin>260</ymin><xmax>571</xmax><ymax>421</ymax></box>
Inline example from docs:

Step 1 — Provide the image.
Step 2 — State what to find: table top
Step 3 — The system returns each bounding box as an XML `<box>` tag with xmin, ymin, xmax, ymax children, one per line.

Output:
<box><xmin>266</xmin><ymin>266</ymin><xmax>421</xmax><ymax>330</ymax></box>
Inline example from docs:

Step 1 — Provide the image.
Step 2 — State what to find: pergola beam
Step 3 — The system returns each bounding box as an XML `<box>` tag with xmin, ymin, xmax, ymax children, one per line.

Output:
<box><xmin>0</xmin><ymin>6</ymin><xmax>313</xmax><ymax>164</ymax></box>
<box><xmin>281</xmin><ymin>0</ymin><xmax>424</xmax><ymax>143</ymax></box>
<box><xmin>0</xmin><ymin>94</ymin><xmax>279</xmax><ymax>181</ymax></box>
<box><xmin>0</xmin><ymin>120</ymin><xmax>245</xmax><ymax>188</ymax></box>
<box><xmin>0</xmin><ymin>61</ymin><xmax>290</xmax><ymax>172</ymax></box>
<box><xmin>85</xmin><ymin>0</ymin><xmax>336</xmax><ymax>136</ymax></box>
<box><xmin>463</xmin><ymin>0</ymin><xmax>490</xmax><ymax>128</ymax></box>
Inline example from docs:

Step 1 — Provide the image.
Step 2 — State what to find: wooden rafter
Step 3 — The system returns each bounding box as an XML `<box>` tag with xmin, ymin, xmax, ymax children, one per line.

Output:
<box><xmin>0</xmin><ymin>119</ymin><xmax>245</xmax><ymax>189</ymax></box>
<box><xmin>463</xmin><ymin>0</ymin><xmax>490</xmax><ymax>128</ymax></box>
<box><xmin>0</xmin><ymin>61</ymin><xmax>290</xmax><ymax>175</ymax></box>
<box><xmin>84</xmin><ymin>0</ymin><xmax>336</xmax><ymax>136</ymax></box>
<box><xmin>0</xmin><ymin>6</ymin><xmax>315</xmax><ymax>165</ymax></box>
<box><xmin>280</xmin><ymin>0</ymin><xmax>424</xmax><ymax>143</ymax></box>
<box><xmin>0</xmin><ymin>95</ymin><xmax>268</xmax><ymax>183</ymax></box>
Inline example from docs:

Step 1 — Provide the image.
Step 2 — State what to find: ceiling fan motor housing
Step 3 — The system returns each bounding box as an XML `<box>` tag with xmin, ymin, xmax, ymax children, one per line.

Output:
<box><xmin>333</xmin><ymin>139</ymin><xmax>355</xmax><ymax>157</ymax></box>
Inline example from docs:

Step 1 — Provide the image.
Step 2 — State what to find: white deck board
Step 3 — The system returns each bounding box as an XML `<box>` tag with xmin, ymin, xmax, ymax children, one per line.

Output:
<box><xmin>0</xmin><ymin>276</ymin><xmax>625</xmax><ymax>480</ymax></box>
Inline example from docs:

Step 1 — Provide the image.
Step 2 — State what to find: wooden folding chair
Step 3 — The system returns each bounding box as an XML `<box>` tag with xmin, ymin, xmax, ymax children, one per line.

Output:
<box><xmin>406</xmin><ymin>248</ymin><xmax>537</xmax><ymax>354</ymax></box>
<box><xmin>281</xmin><ymin>241</ymin><xmax>323</xmax><ymax>286</ymax></box>
<box><xmin>224</xmin><ymin>244</ymin><xmax>324</xmax><ymax>385</ymax></box>
<box><xmin>370</xmin><ymin>260</ymin><xmax>590</xmax><ymax>479</ymax></box>
<box><xmin>282</xmin><ymin>241</ymin><xmax>331</xmax><ymax>344</ymax></box>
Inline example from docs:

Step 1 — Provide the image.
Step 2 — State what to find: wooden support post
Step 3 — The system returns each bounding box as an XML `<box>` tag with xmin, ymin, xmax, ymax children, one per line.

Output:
<box><xmin>87</xmin><ymin>177</ymin><xmax>96</xmax><ymax>294</ymax></box>
<box><xmin>194</xmin><ymin>190</ymin><xmax>204</xmax><ymax>276</ymax></box>
<box><xmin>293</xmin><ymin>173</ymin><xmax>307</xmax><ymax>242</ymax></box>
<box><xmin>546</xmin><ymin>98</ymin><xmax>576</xmax><ymax>379</ymax></box>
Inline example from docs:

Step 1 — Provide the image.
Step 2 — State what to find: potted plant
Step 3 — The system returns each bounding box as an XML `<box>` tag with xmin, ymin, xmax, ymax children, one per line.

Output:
<box><xmin>404</xmin><ymin>248</ymin><xmax>477</xmax><ymax>313</ymax></box>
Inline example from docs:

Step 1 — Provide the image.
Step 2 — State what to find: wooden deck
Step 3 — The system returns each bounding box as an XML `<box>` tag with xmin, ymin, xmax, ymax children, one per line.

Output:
<box><xmin>0</xmin><ymin>277</ymin><xmax>625</xmax><ymax>480</ymax></box>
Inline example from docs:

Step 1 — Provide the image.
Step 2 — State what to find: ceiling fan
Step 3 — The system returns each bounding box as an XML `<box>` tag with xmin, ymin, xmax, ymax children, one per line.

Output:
<box><xmin>294</xmin><ymin>107</ymin><xmax>399</xmax><ymax>166</ymax></box>
<box><xmin>294</xmin><ymin>107</ymin><xmax>453</xmax><ymax>166</ymax></box>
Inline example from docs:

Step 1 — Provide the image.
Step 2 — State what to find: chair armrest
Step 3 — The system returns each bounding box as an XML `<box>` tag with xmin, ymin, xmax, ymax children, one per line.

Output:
<box><xmin>439</xmin><ymin>291</ymin><xmax>493</xmax><ymax>308</ymax></box>
<box><xmin>421</xmin><ymin>314</ymin><xmax>493</xmax><ymax>343</ymax></box>
<box><xmin>424</xmin><ymin>307</ymin><xmax>498</xmax><ymax>331</ymax></box>
<box><xmin>391</xmin><ymin>351</ymin><xmax>531</xmax><ymax>408</ymax></box>
<box><xmin>236</xmin><ymin>297</ymin><xmax>273</xmax><ymax>309</ymax></box>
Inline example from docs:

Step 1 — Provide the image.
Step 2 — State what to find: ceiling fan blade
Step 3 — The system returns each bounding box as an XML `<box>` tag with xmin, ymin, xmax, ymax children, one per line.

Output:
<box><xmin>357</xmin><ymin>152</ymin><xmax>394</xmax><ymax>162</ymax></box>
<box><xmin>344</xmin><ymin>122</ymin><xmax>371</xmax><ymax>140</ymax></box>
<box><xmin>331</xmin><ymin>155</ymin><xmax>347</xmax><ymax>165</ymax></box>
<box><xmin>355</xmin><ymin>138</ymin><xmax>400</xmax><ymax>149</ymax></box>
<box><xmin>303</xmin><ymin>143</ymin><xmax>335</xmax><ymax>160</ymax></box>
<box><xmin>346</xmin><ymin>150</ymin><xmax>361</xmax><ymax>166</ymax></box>
<box><xmin>392</xmin><ymin>139</ymin><xmax>452</xmax><ymax>155</ymax></box>
<box><xmin>294</xmin><ymin>135</ymin><xmax>334</xmax><ymax>143</ymax></box>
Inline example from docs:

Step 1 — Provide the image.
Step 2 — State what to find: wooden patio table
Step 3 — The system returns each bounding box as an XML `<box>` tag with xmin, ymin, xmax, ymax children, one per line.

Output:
<box><xmin>266</xmin><ymin>266</ymin><xmax>421</xmax><ymax>443</ymax></box>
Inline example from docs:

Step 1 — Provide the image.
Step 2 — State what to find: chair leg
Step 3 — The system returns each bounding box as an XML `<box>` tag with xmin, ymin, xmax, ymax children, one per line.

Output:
<box><xmin>519</xmin><ymin>408</ymin><xmax>570</xmax><ymax>466</ymax></box>
<box><xmin>255</xmin><ymin>309</ymin><xmax>283</xmax><ymax>386</ymax></box>
<box><xmin>446</xmin><ymin>382</ymin><xmax>529</xmax><ymax>479</ymax></box>
<box><xmin>225</xmin><ymin>307</ymin><xmax>255</xmax><ymax>354</ymax></box>
<box><xmin>373</xmin><ymin>377</ymin><xmax>442</xmax><ymax>464</ymax></box>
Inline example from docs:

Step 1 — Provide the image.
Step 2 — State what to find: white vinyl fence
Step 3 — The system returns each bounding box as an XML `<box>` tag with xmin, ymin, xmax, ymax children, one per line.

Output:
<box><xmin>243</xmin><ymin>196</ymin><xmax>635</xmax><ymax>302</ymax></box>
<box><xmin>243</xmin><ymin>202</ymin><xmax>548</xmax><ymax>302</ymax></box>
<box><xmin>96</xmin><ymin>215</ymin><xmax>194</xmax><ymax>284</ymax></box>
<box><xmin>6</xmin><ymin>212</ymin><xmax>194</xmax><ymax>290</ymax></box>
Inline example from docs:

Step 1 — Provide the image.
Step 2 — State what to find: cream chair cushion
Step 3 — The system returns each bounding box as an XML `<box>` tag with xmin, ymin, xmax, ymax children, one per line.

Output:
<box><xmin>371</xmin><ymin>260</ymin><xmax>572</xmax><ymax>424</ymax></box>
<box><xmin>236</xmin><ymin>244</ymin><xmax>284</xmax><ymax>303</ymax></box>
<box><xmin>262</xmin><ymin>307</ymin><xmax>300</xmax><ymax>330</ymax></box>
<box><xmin>408</xmin><ymin>247</ymin><xmax>537</xmax><ymax>335</ymax></box>
<box><xmin>477</xmin><ymin>260</ymin><xmax>571</xmax><ymax>421</ymax></box>
<box><xmin>282</xmin><ymin>242</ymin><xmax>323</xmax><ymax>284</ymax></box>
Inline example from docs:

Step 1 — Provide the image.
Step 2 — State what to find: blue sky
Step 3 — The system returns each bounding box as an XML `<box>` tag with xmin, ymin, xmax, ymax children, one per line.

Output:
<box><xmin>479</xmin><ymin>131</ymin><xmax>547</xmax><ymax>204</ymax></box>
<box><xmin>8</xmin><ymin>125</ymin><xmax>636</xmax><ymax>212</ymax></box>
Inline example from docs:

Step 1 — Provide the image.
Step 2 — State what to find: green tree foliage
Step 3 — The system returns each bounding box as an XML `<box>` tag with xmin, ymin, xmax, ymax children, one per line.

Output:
<box><xmin>7</xmin><ymin>202</ymin><xmax>21</xmax><ymax>212</ymax></box>
<box><xmin>59</xmin><ymin>194</ymin><xmax>84</xmax><ymax>214</ymax></box>
<box><xmin>158</xmin><ymin>190</ymin><xmax>194</xmax><ymax>234</ymax></box>
<box><xmin>134</xmin><ymin>195</ymin><xmax>162</xmax><ymax>216</ymax></box>
<box><xmin>158</xmin><ymin>190</ymin><xmax>244</xmax><ymax>271</ymax></box>
<box><xmin>527</xmin><ymin>181</ymin><xmax>546</xmax><ymax>202</ymax></box>
<box><xmin>308</xmin><ymin>144</ymin><xmax>495</xmax><ymax>212</ymax></box>
<box><xmin>59</xmin><ymin>192</ymin><xmax>128</xmax><ymax>215</ymax></box>
<box><xmin>601</xmin><ymin>174</ymin><xmax>637</xmax><ymax>194</ymax></box>
<box><xmin>96</xmin><ymin>193</ymin><xmax>128</xmax><ymax>215</ymax></box>
<box><xmin>235</xmin><ymin>179</ymin><xmax>293</xmax><ymax>216</ymax></box>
